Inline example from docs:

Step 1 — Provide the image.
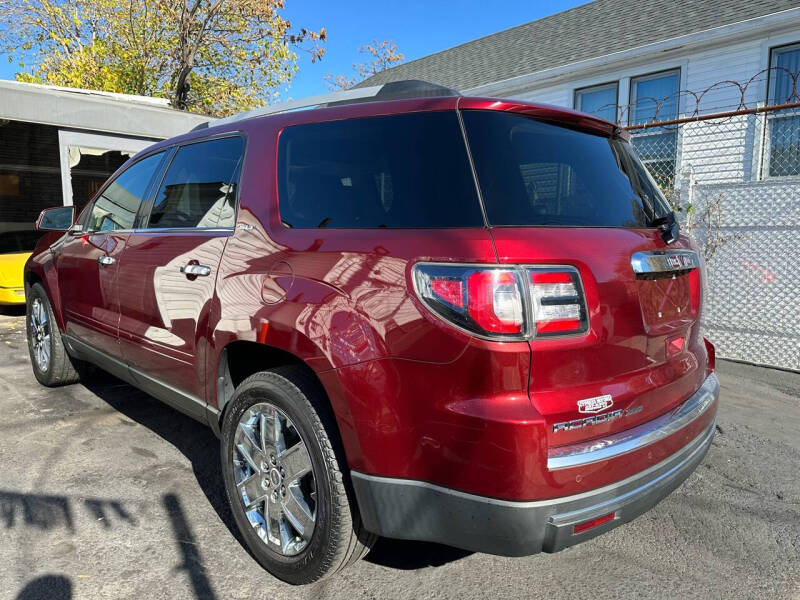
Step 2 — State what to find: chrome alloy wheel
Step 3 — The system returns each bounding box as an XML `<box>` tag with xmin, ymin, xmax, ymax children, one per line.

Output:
<box><xmin>29</xmin><ymin>297</ymin><xmax>51</xmax><ymax>372</ymax></box>
<box><xmin>233</xmin><ymin>402</ymin><xmax>316</xmax><ymax>556</ymax></box>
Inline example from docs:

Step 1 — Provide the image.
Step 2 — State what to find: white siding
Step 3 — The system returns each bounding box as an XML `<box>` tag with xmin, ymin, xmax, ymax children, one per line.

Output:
<box><xmin>685</xmin><ymin>39</ymin><xmax>765</xmax><ymax>114</ymax></box>
<box><xmin>514</xmin><ymin>85</ymin><xmax>571</xmax><ymax>107</ymax></box>
<box><xmin>679</xmin><ymin>40</ymin><xmax>767</xmax><ymax>184</ymax></box>
<box><xmin>483</xmin><ymin>32</ymin><xmax>800</xmax><ymax>186</ymax></box>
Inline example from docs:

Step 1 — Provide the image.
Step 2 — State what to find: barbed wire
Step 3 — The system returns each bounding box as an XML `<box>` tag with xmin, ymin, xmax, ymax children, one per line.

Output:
<box><xmin>587</xmin><ymin>66</ymin><xmax>800</xmax><ymax>128</ymax></box>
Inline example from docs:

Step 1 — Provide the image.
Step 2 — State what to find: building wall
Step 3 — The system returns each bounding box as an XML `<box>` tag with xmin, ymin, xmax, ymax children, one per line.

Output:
<box><xmin>484</xmin><ymin>30</ymin><xmax>800</xmax><ymax>185</ymax></box>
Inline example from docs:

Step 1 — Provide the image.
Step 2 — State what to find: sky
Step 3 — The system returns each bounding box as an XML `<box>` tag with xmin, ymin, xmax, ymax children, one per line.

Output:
<box><xmin>0</xmin><ymin>0</ymin><xmax>588</xmax><ymax>101</ymax></box>
<box><xmin>282</xmin><ymin>0</ymin><xmax>587</xmax><ymax>98</ymax></box>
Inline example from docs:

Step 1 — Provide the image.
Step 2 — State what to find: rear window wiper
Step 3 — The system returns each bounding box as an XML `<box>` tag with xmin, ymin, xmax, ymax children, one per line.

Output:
<box><xmin>649</xmin><ymin>211</ymin><xmax>680</xmax><ymax>245</ymax></box>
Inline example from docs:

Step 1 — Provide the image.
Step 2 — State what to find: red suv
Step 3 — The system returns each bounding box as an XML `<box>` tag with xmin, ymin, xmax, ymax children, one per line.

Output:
<box><xmin>25</xmin><ymin>81</ymin><xmax>718</xmax><ymax>584</ymax></box>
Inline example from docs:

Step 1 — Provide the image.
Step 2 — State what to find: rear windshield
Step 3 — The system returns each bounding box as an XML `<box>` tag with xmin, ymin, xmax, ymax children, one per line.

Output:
<box><xmin>462</xmin><ymin>110</ymin><xmax>672</xmax><ymax>227</ymax></box>
<box><xmin>277</xmin><ymin>111</ymin><xmax>484</xmax><ymax>228</ymax></box>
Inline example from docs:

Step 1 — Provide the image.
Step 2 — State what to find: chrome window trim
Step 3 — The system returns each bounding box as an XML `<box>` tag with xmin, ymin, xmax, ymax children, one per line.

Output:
<box><xmin>71</xmin><ymin>226</ymin><xmax>235</xmax><ymax>235</ymax></box>
<box><xmin>547</xmin><ymin>372</ymin><xmax>719</xmax><ymax>470</ymax></box>
<box><xmin>131</xmin><ymin>227</ymin><xmax>235</xmax><ymax>234</ymax></box>
<box><xmin>630</xmin><ymin>249</ymin><xmax>700</xmax><ymax>275</ymax></box>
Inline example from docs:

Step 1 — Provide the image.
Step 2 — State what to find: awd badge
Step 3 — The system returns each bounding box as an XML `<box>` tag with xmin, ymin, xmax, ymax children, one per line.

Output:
<box><xmin>577</xmin><ymin>394</ymin><xmax>614</xmax><ymax>414</ymax></box>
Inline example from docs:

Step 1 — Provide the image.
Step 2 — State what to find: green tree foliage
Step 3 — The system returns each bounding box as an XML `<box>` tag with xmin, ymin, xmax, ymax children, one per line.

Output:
<box><xmin>324</xmin><ymin>39</ymin><xmax>403</xmax><ymax>90</ymax></box>
<box><xmin>0</xmin><ymin>0</ymin><xmax>326</xmax><ymax>116</ymax></box>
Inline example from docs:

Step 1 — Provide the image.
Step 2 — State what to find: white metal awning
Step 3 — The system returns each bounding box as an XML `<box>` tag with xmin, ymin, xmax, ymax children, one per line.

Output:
<box><xmin>0</xmin><ymin>80</ymin><xmax>210</xmax><ymax>139</ymax></box>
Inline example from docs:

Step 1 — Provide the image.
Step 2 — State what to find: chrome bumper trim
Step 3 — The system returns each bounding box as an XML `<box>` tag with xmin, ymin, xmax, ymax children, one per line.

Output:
<box><xmin>547</xmin><ymin>372</ymin><xmax>719</xmax><ymax>470</ymax></box>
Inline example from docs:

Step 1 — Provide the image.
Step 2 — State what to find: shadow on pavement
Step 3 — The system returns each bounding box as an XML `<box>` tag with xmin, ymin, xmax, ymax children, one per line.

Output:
<box><xmin>365</xmin><ymin>537</ymin><xmax>472</xmax><ymax>569</ymax></box>
<box><xmin>0</xmin><ymin>490</ymin><xmax>138</xmax><ymax>533</ymax></box>
<box><xmin>15</xmin><ymin>575</ymin><xmax>72</xmax><ymax>600</ymax></box>
<box><xmin>164</xmin><ymin>493</ymin><xmax>219</xmax><ymax>600</ymax></box>
<box><xmin>0</xmin><ymin>305</ymin><xmax>25</xmax><ymax>317</ymax></box>
<box><xmin>80</xmin><ymin>373</ymin><xmax>241</xmax><ymax>544</ymax></box>
<box><xmin>80</xmin><ymin>371</ymin><xmax>473</xmax><ymax>575</ymax></box>
<box><xmin>4</xmin><ymin>490</ymin><xmax>215</xmax><ymax>600</ymax></box>
<box><xmin>0</xmin><ymin>491</ymin><xmax>75</xmax><ymax>533</ymax></box>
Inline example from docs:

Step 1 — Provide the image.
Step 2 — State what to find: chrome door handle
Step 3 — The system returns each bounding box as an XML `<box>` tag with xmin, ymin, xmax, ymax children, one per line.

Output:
<box><xmin>180</xmin><ymin>264</ymin><xmax>211</xmax><ymax>277</ymax></box>
<box><xmin>98</xmin><ymin>255</ymin><xmax>115</xmax><ymax>266</ymax></box>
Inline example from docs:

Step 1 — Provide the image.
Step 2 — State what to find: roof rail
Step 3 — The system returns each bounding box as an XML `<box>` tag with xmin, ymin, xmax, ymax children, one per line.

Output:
<box><xmin>200</xmin><ymin>80</ymin><xmax>459</xmax><ymax>130</ymax></box>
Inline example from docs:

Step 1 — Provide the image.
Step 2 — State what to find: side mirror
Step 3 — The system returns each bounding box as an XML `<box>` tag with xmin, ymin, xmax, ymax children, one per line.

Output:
<box><xmin>36</xmin><ymin>206</ymin><xmax>75</xmax><ymax>231</ymax></box>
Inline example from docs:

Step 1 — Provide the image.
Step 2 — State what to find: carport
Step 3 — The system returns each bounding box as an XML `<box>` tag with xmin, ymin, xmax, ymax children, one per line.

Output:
<box><xmin>0</xmin><ymin>80</ymin><xmax>208</xmax><ymax>235</ymax></box>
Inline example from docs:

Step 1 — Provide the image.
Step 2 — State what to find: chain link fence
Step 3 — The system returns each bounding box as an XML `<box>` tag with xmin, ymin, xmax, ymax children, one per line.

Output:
<box><xmin>615</xmin><ymin>68</ymin><xmax>800</xmax><ymax>371</ymax></box>
<box><xmin>626</xmin><ymin>103</ymin><xmax>800</xmax><ymax>188</ymax></box>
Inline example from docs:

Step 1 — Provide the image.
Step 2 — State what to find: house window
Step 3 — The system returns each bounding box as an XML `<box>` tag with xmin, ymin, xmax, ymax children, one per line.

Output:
<box><xmin>574</xmin><ymin>82</ymin><xmax>618</xmax><ymax>122</ymax></box>
<box><xmin>766</xmin><ymin>43</ymin><xmax>800</xmax><ymax>177</ymax></box>
<box><xmin>629</xmin><ymin>69</ymin><xmax>680</xmax><ymax>189</ymax></box>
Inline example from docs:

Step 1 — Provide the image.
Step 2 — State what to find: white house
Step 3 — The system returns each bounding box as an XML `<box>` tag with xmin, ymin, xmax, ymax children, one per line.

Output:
<box><xmin>362</xmin><ymin>0</ymin><xmax>800</xmax><ymax>371</ymax></box>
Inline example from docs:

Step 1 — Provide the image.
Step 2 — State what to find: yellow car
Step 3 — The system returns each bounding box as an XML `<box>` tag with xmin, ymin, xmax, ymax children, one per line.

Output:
<box><xmin>0</xmin><ymin>231</ymin><xmax>44</xmax><ymax>304</ymax></box>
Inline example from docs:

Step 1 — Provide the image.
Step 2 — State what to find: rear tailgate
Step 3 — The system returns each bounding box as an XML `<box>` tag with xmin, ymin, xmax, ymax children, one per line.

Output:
<box><xmin>492</xmin><ymin>227</ymin><xmax>707</xmax><ymax>447</ymax></box>
<box><xmin>460</xmin><ymin>106</ymin><xmax>709</xmax><ymax>449</ymax></box>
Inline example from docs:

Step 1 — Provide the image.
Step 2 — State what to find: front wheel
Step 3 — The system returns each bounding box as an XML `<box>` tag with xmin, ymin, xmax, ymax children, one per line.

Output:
<box><xmin>26</xmin><ymin>283</ymin><xmax>82</xmax><ymax>387</ymax></box>
<box><xmin>220</xmin><ymin>367</ymin><xmax>375</xmax><ymax>584</ymax></box>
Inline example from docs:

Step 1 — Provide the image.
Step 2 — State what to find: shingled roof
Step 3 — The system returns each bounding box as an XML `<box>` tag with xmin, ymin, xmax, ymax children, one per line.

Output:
<box><xmin>358</xmin><ymin>0</ymin><xmax>800</xmax><ymax>91</ymax></box>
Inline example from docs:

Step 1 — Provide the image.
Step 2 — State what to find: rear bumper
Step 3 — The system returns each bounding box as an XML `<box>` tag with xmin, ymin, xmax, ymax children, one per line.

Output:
<box><xmin>352</xmin><ymin>373</ymin><xmax>719</xmax><ymax>556</ymax></box>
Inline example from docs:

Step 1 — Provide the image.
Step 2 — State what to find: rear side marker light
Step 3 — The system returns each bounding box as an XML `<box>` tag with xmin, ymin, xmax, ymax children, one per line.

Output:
<box><xmin>573</xmin><ymin>512</ymin><xmax>616</xmax><ymax>534</ymax></box>
<box><xmin>413</xmin><ymin>263</ymin><xmax>588</xmax><ymax>341</ymax></box>
<box><xmin>429</xmin><ymin>278</ymin><xmax>465</xmax><ymax>309</ymax></box>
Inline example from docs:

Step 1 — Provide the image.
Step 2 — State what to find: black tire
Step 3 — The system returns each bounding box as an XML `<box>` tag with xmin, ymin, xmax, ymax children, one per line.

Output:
<box><xmin>220</xmin><ymin>366</ymin><xmax>375</xmax><ymax>584</ymax></box>
<box><xmin>26</xmin><ymin>282</ymin><xmax>82</xmax><ymax>387</ymax></box>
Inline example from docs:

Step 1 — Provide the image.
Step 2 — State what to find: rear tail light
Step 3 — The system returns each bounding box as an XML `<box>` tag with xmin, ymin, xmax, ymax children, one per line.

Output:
<box><xmin>412</xmin><ymin>263</ymin><xmax>588</xmax><ymax>340</ymax></box>
<box><xmin>689</xmin><ymin>268</ymin><xmax>701</xmax><ymax>312</ymax></box>
<box><xmin>413</xmin><ymin>265</ymin><xmax>524</xmax><ymax>339</ymax></box>
<box><xmin>529</xmin><ymin>268</ymin><xmax>588</xmax><ymax>336</ymax></box>
<box><xmin>467</xmin><ymin>271</ymin><xmax>523</xmax><ymax>334</ymax></box>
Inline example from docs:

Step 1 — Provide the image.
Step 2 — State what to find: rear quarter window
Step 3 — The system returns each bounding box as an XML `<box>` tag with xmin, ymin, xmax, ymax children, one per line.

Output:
<box><xmin>461</xmin><ymin>110</ymin><xmax>671</xmax><ymax>227</ymax></box>
<box><xmin>277</xmin><ymin>111</ymin><xmax>484</xmax><ymax>228</ymax></box>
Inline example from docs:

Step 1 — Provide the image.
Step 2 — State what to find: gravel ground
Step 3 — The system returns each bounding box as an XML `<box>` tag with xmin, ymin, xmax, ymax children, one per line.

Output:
<box><xmin>1</xmin><ymin>306</ymin><xmax>798</xmax><ymax>600</ymax></box>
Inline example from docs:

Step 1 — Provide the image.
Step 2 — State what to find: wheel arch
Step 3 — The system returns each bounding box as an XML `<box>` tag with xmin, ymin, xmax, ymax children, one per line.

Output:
<box><xmin>213</xmin><ymin>340</ymin><xmax>361</xmax><ymax>467</ymax></box>
<box><xmin>24</xmin><ymin>259</ymin><xmax>66</xmax><ymax>331</ymax></box>
<box><xmin>216</xmin><ymin>340</ymin><xmax>321</xmax><ymax>413</ymax></box>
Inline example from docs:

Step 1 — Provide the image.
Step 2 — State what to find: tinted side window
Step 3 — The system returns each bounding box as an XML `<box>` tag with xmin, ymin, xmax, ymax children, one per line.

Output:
<box><xmin>85</xmin><ymin>152</ymin><xmax>163</xmax><ymax>232</ymax></box>
<box><xmin>148</xmin><ymin>136</ymin><xmax>243</xmax><ymax>229</ymax></box>
<box><xmin>462</xmin><ymin>110</ymin><xmax>670</xmax><ymax>227</ymax></box>
<box><xmin>277</xmin><ymin>112</ymin><xmax>483</xmax><ymax>228</ymax></box>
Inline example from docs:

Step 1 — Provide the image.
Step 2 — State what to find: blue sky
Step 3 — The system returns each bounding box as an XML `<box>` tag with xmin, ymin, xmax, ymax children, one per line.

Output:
<box><xmin>0</xmin><ymin>1</ymin><xmax>587</xmax><ymax>100</ymax></box>
<box><xmin>283</xmin><ymin>0</ymin><xmax>587</xmax><ymax>98</ymax></box>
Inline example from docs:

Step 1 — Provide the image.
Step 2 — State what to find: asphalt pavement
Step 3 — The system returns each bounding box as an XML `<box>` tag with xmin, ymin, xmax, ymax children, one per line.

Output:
<box><xmin>1</xmin><ymin>306</ymin><xmax>798</xmax><ymax>600</ymax></box>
